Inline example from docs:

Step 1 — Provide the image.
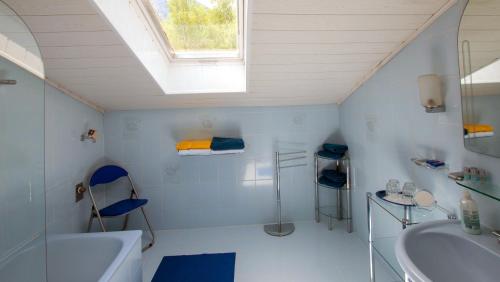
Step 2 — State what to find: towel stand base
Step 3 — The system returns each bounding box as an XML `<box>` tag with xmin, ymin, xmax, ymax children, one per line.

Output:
<box><xmin>264</xmin><ymin>223</ymin><xmax>295</xmax><ymax>237</ymax></box>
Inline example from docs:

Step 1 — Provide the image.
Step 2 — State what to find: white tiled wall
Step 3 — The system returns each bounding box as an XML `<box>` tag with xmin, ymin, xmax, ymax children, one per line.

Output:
<box><xmin>45</xmin><ymin>84</ymin><xmax>105</xmax><ymax>234</ymax></box>
<box><xmin>340</xmin><ymin>0</ymin><xmax>500</xmax><ymax>241</ymax></box>
<box><xmin>103</xmin><ymin>105</ymin><xmax>341</xmax><ymax>230</ymax></box>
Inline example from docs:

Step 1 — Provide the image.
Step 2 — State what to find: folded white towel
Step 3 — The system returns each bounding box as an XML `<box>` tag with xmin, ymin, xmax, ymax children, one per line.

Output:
<box><xmin>464</xmin><ymin>132</ymin><xmax>494</xmax><ymax>139</ymax></box>
<box><xmin>210</xmin><ymin>149</ymin><xmax>244</xmax><ymax>155</ymax></box>
<box><xmin>178</xmin><ymin>149</ymin><xmax>212</xmax><ymax>156</ymax></box>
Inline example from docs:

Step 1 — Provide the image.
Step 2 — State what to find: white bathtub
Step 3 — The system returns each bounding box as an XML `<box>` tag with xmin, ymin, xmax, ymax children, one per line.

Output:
<box><xmin>0</xmin><ymin>231</ymin><xmax>142</xmax><ymax>282</ymax></box>
<box><xmin>48</xmin><ymin>231</ymin><xmax>143</xmax><ymax>282</ymax></box>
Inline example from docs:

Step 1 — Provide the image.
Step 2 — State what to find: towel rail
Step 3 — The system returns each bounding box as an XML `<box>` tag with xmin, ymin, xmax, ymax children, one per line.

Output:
<box><xmin>277</xmin><ymin>150</ymin><xmax>306</xmax><ymax>156</ymax></box>
<box><xmin>279</xmin><ymin>155</ymin><xmax>306</xmax><ymax>162</ymax></box>
<box><xmin>264</xmin><ymin>151</ymin><xmax>307</xmax><ymax>237</ymax></box>
<box><xmin>279</xmin><ymin>163</ymin><xmax>307</xmax><ymax>169</ymax></box>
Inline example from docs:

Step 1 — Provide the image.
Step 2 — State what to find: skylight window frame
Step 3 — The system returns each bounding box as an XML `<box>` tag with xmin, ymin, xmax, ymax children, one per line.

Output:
<box><xmin>139</xmin><ymin>0</ymin><xmax>245</xmax><ymax>63</ymax></box>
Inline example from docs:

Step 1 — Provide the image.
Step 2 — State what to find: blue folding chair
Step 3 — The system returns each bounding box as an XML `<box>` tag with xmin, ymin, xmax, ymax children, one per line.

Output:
<box><xmin>87</xmin><ymin>165</ymin><xmax>155</xmax><ymax>251</ymax></box>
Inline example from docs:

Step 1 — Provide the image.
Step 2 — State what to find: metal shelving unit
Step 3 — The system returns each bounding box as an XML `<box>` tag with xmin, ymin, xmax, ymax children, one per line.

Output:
<box><xmin>314</xmin><ymin>153</ymin><xmax>352</xmax><ymax>232</ymax></box>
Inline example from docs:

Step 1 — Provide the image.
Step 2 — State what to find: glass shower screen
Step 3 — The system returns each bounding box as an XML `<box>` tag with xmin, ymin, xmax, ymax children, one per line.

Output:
<box><xmin>0</xmin><ymin>1</ymin><xmax>46</xmax><ymax>281</ymax></box>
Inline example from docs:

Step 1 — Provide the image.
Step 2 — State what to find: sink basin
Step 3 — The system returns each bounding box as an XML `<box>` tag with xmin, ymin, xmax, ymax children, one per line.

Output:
<box><xmin>396</xmin><ymin>220</ymin><xmax>500</xmax><ymax>282</ymax></box>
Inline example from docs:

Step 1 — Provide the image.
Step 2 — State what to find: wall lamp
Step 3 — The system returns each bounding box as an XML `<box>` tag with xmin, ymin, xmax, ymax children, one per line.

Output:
<box><xmin>418</xmin><ymin>74</ymin><xmax>445</xmax><ymax>113</ymax></box>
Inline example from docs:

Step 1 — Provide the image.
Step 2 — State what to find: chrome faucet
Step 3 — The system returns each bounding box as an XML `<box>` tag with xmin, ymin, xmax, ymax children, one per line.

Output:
<box><xmin>492</xmin><ymin>230</ymin><xmax>500</xmax><ymax>243</ymax></box>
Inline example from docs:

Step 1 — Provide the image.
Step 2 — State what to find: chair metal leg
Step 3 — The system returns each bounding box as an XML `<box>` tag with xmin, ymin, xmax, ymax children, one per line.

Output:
<box><xmin>87</xmin><ymin>212</ymin><xmax>94</xmax><ymax>232</ymax></box>
<box><xmin>96</xmin><ymin>212</ymin><xmax>106</xmax><ymax>232</ymax></box>
<box><xmin>140</xmin><ymin>207</ymin><xmax>155</xmax><ymax>252</ymax></box>
<box><xmin>122</xmin><ymin>214</ymin><xmax>129</xmax><ymax>231</ymax></box>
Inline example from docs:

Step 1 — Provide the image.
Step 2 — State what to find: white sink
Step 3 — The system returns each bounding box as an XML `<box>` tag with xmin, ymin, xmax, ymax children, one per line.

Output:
<box><xmin>395</xmin><ymin>220</ymin><xmax>500</xmax><ymax>282</ymax></box>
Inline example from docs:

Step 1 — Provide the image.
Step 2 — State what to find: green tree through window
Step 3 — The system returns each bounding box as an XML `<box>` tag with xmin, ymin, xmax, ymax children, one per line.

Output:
<box><xmin>151</xmin><ymin>0</ymin><xmax>238</xmax><ymax>53</ymax></box>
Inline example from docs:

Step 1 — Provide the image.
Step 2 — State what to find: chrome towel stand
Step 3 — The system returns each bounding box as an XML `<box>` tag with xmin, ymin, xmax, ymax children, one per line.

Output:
<box><xmin>264</xmin><ymin>151</ymin><xmax>307</xmax><ymax>237</ymax></box>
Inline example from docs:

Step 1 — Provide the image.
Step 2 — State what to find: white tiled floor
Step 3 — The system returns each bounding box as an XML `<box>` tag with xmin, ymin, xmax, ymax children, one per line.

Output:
<box><xmin>142</xmin><ymin>221</ymin><xmax>400</xmax><ymax>282</ymax></box>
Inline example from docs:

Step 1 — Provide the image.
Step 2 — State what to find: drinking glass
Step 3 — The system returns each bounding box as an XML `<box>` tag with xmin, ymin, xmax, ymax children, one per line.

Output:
<box><xmin>402</xmin><ymin>182</ymin><xmax>416</xmax><ymax>199</ymax></box>
<box><xmin>386</xmin><ymin>179</ymin><xmax>400</xmax><ymax>195</ymax></box>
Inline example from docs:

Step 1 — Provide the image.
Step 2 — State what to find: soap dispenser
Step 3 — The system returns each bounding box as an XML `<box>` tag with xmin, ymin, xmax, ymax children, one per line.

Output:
<box><xmin>460</xmin><ymin>191</ymin><xmax>481</xmax><ymax>235</ymax></box>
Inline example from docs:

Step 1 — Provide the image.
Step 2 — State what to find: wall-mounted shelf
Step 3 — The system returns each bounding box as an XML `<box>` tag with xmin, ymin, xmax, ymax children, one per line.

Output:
<box><xmin>178</xmin><ymin>150</ymin><xmax>244</xmax><ymax>156</ymax></box>
<box><xmin>411</xmin><ymin>158</ymin><xmax>448</xmax><ymax>171</ymax></box>
<box><xmin>368</xmin><ymin>192</ymin><xmax>444</xmax><ymax>227</ymax></box>
<box><xmin>411</xmin><ymin>158</ymin><xmax>500</xmax><ymax>202</ymax></box>
<box><xmin>177</xmin><ymin>137</ymin><xmax>245</xmax><ymax>156</ymax></box>
<box><xmin>455</xmin><ymin>180</ymin><xmax>500</xmax><ymax>202</ymax></box>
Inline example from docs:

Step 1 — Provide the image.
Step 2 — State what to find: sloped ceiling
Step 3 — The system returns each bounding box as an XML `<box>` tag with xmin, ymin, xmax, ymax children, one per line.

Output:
<box><xmin>4</xmin><ymin>0</ymin><xmax>456</xmax><ymax>111</ymax></box>
<box><xmin>459</xmin><ymin>0</ymin><xmax>500</xmax><ymax>74</ymax></box>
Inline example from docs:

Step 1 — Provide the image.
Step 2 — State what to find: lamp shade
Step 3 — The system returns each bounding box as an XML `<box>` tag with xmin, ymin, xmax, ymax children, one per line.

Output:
<box><xmin>418</xmin><ymin>74</ymin><xmax>442</xmax><ymax>108</ymax></box>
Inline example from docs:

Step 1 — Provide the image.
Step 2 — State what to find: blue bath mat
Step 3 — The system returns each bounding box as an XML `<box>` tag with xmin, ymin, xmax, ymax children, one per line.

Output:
<box><xmin>152</xmin><ymin>252</ymin><xmax>236</xmax><ymax>282</ymax></box>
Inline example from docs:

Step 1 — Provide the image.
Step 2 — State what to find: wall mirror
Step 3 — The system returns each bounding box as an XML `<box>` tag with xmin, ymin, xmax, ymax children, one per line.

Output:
<box><xmin>459</xmin><ymin>0</ymin><xmax>500</xmax><ymax>157</ymax></box>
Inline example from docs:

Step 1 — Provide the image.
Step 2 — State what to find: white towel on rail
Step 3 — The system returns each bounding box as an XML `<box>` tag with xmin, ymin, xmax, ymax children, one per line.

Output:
<box><xmin>178</xmin><ymin>149</ymin><xmax>212</xmax><ymax>156</ymax></box>
<box><xmin>464</xmin><ymin>132</ymin><xmax>494</xmax><ymax>139</ymax></box>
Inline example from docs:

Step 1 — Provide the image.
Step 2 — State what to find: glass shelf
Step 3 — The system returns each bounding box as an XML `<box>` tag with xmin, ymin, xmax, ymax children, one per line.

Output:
<box><xmin>317</xmin><ymin>183</ymin><xmax>349</xmax><ymax>191</ymax></box>
<box><xmin>319</xmin><ymin>205</ymin><xmax>339</xmax><ymax>218</ymax></box>
<box><xmin>411</xmin><ymin>158</ymin><xmax>449</xmax><ymax>172</ymax></box>
<box><xmin>456</xmin><ymin>180</ymin><xmax>500</xmax><ymax>201</ymax></box>
<box><xmin>369</xmin><ymin>193</ymin><xmax>447</xmax><ymax>225</ymax></box>
<box><xmin>372</xmin><ymin>235</ymin><xmax>404</xmax><ymax>280</ymax></box>
<box><xmin>368</xmin><ymin>192</ymin><xmax>449</xmax><ymax>282</ymax></box>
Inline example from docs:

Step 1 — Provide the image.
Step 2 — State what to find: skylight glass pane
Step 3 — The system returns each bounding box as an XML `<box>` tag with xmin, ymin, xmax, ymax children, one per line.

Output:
<box><xmin>462</xmin><ymin>58</ymin><xmax>500</xmax><ymax>84</ymax></box>
<box><xmin>149</xmin><ymin>0</ymin><xmax>239</xmax><ymax>57</ymax></box>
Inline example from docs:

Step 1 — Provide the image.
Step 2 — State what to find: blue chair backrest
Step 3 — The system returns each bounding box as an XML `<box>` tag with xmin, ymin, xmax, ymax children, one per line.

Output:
<box><xmin>90</xmin><ymin>165</ymin><xmax>128</xmax><ymax>187</ymax></box>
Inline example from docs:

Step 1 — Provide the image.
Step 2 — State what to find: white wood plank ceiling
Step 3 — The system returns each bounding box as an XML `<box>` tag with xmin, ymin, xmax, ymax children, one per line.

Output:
<box><xmin>3</xmin><ymin>0</ymin><xmax>456</xmax><ymax>111</ymax></box>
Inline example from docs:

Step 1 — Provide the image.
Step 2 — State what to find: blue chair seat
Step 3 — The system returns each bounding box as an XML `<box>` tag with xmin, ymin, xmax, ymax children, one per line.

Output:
<box><xmin>99</xmin><ymin>199</ymin><xmax>148</xmax><ymax>217</ymax></box>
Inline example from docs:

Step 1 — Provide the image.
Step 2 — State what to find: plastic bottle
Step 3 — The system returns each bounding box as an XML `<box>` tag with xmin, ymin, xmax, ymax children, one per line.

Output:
<box><xmin>460</xmin><ymin>191</ymin><xmax>481</xmax><ymax>235</ymax></box>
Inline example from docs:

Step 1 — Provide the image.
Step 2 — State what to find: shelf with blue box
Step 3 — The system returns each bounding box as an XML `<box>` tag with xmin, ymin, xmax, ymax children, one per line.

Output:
<box><xmin>314</xmin><ymin>144</ymin><xmax>352</xmax><ymax>232</ymax></box>
<box><xmin>411</xmin><ymin>157</ymin><xmax>500</xmax><ymax>202</ymax></box>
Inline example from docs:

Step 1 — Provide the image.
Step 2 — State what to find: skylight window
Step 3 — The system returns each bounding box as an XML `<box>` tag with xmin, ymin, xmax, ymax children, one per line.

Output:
<box><xmin>145</xmin><ymin>0</ymin><xmax>243</xmax><ymax>60</ymax></box>
<box><xmin>462</xmin><ymin>58</ymin><xmax>500</xmax><ymax>84</ymax></box>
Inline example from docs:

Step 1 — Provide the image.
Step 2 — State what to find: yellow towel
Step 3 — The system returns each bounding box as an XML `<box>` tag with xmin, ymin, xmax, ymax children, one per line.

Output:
<box><xmin>464</xmin><ymin>124</ymin><xmax>494</xmax><ymax>133</ymax></box>
<box><xmin>176</xmin><ymin>139</ymin><xmax>212</xmax><ymax>150</ymax></box>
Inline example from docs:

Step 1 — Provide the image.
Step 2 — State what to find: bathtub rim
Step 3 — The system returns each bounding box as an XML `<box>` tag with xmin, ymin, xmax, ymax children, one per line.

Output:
<box><xmin>47</xmin><ymin>230</ymin><xmax>142</xmax><ymax>282</ymax></box>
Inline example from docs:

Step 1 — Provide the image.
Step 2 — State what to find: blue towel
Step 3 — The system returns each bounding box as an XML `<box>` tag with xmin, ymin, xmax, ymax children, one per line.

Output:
<box><xmin>318</xmin><ymin>176</ymin><xmax>345</xmax><ymax>189</ymax></box>
<box><xmin>211</xmin><ymin>137</ymin><xmax>245</xmax><ymax>151</ymax></box>
<box><xmin>322</xmin><ymin>170</ymin><xmax>346</xmax><ymax>183</ymax></box>
<box><xmin>323</xmin><ymin>143</ymin><xmax>348</xmax><ymax>154</ymax></box>
<box><xmin>318</xmin><ymin>150</ymin><xmax>344</xmax><ymax>160</ymax></box>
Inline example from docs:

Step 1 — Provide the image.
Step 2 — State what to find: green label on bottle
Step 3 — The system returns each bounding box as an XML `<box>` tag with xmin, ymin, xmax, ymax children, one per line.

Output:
<box><xmin>462</xmin><ymin>210</ymin><xmax>480</xmax><ymax>230</ymax></box>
